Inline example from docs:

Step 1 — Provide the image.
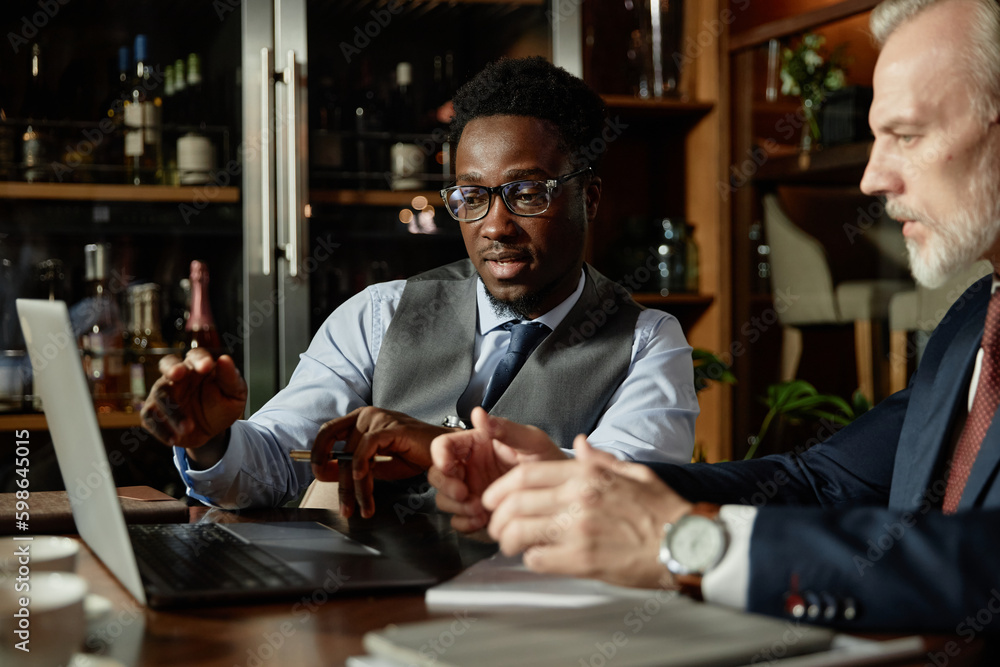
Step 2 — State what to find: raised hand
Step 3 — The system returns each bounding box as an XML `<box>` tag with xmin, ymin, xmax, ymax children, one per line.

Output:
<box><xmin>140</xmin><ymin>348</ymin><xmax>248</xmax><ymax>468</ymax></box>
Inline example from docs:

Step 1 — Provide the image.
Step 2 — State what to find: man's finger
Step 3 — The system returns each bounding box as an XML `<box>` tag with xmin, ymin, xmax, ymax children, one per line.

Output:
<box><xmin>428</xmin><ymin>465</ymin><xmax>468</xmax><ymax>501</ymax></box>
<box><xmin>338</xmin><ymin>466</ymin><xmax>356</xmax><ymax>518</ymax></box>
<box><xmin>430</xmin><ymin>431</ymin><xmax>478</xmax><ymax>472</ymax></box>
<box><xmin>482</xmin><ymin>460</ymin><xmax>583</xmax><ymax>511</ymax></box>
<box><xmin>492</xmin><ymin>514</ymin><xmax>566</xmax><ymax>555</ymax></box>
<box><xmin>311</xmin><ymin>415</ymin><xmax>358</xmax><ymax>480</ymax></box>
<box><xmin>487</xmin><ymin>486</ymin><xmax>566</xmax><ymax>542</ymax></box>
<box><xmin>450</xmin><ymin>511</ymin><xmax>489</xmax><ymax>533</ymax></box>
<box><xmin>354</xmin><ymin>468</ymin><xmax>376</xmax><ymax>519</ymax></box>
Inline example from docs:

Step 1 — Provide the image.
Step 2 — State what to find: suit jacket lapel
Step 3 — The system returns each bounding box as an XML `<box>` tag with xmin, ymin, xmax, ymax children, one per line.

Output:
<box><xmin>892</xmin><ymin>302</ymin><xmax>985</xmax><ymax>506</ymax></box>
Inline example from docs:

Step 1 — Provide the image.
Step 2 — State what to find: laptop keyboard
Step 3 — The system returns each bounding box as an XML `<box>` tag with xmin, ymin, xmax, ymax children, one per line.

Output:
<box><xmin>128</xmin><ymin>523</ymin><xmax>310</xmax><ymax>592</ymax></box>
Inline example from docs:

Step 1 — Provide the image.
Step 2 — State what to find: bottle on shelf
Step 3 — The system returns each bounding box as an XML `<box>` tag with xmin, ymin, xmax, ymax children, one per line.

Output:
<box><xmin>79</xmin><ymin>243</ymin><xmax>128</xmax><ymax>413</ymax></box>
<box><xmin>21</xmin><ymin>43</ymin><xmax>52</xmax><ymax>183</ymax></box>
<box><xmin>652</xmin><ymin>217</ymin><xmax>687</xmax><ymax>296</ymax></box>
<box><xmin>97</xmin><ymin>46</ymin><xmax>131</xmax><ymax>184</ymax></box>
<box><xmin>124</xmin><ymin>34</ymin><xmax>160</xmax><ymax>185</ymax></box>
<box><xmin>185</xmin><ymin>260</ymin><xmax>221</xmax><ymax>353</ymax></box>
<box><xmin>176</xmin><ymin>53</ymin><xmax>214</xmax><ymax>185</ymax></box>
<box><xmin>126</xmin><ymin>283</ymin><xmax>172</xmax><ymax>411</ymax></box>
<box><xmin>388</xmin><ymin>61</ymin><xmax>425</xmax><ymax>191</ymax></box>
<box><xmin>0</xmin><ymin>241</ymin><xmax>27</xmax><ymax>412</ymax></box>
<box><xmin>685</xmin><ymin>223</ymin><xmax>700</xmax><ymax>293</ymax></box>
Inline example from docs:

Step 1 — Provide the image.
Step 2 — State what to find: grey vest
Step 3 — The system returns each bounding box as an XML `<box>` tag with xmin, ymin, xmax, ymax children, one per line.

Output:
<box><xmin>371</xmin><ymin>260</ymin><xmax>643</xmax><ymax>447</ymax></box>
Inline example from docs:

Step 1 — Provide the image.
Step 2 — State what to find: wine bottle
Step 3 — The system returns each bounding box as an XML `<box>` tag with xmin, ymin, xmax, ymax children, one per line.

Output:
<box><xmin>124</xmin><ymin>35</ymin><xmax>157</xmax><ymax>185</ymax></box>
<box><xmin>21</xmin><ymin>43</ymin><xmax>52</xmax><ymax>183</ymax></box>
<box><xmin>185</xmin><ymin>260</ymin><xmax>221</xmax><ymax>353</ymax></box>
<box><xmin>80</xmin><ymin>243</ymin><xmax>127</xmax><ymax>412</ymax></box>
<box><xmin>100</xmin><ymin>46</ymin><xmax>130</xmax><ymax>184</ymax></box>
<box><xmin>388</xmin><ymin>62</ymin><xmax>424</xmax><ymax>190</ymax></box>
<box><xmin>126</xmin><ymin>282</ymin><xmax>170</xmax><ymax>411</ymax></box>
<box><xmin>177</xmin><ymin>53</ymin><xmax>213</xmax><ymax>185</ymax></box>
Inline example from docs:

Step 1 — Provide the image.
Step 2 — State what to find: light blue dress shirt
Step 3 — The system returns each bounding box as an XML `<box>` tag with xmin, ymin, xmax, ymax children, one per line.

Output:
<box><xmin>175</xmin><ymin>270</ymin><xmax>698</xmax><ymax>508</ymax></box>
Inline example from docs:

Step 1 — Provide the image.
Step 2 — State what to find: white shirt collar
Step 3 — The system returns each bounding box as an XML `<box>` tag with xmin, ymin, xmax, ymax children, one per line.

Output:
<box><xmin>476</xmin><ymin>269</ymin><xmax>587</xmax><ymax>334</ymax></box>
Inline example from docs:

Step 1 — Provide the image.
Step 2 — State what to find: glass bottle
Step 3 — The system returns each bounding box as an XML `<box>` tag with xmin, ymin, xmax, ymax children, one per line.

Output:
<box><xmin>653</xmin><ymin>218</ymin><xmax>686</xmax><ymax>295</ymax></box>
<box><xmin>126</xmin><ymin>283</ymin><xmax>170</xmax><ymax>411</ymax></box>
<box><xmin>125</xmin><ymin>35</ymin><xmax>157</xmax><ymax>185</ymax></box>
<box><xmin>685</xmin><ymin>223</ymin><xmax>700</xmax><ymax>293</ymax></box>
<box><xmin>21</xmin><ymin>43</ymin><xmax>52</xmax><ymax>183</ymax></box>
<box><xmin>185</xmin><ymin>260</ymin><xmax>221</xmax><ymax>353</ymax></box>
<box><xmin>389</xmin><ymin>62</ymin><xmax>424</xmax><ymax>190</ymax></box>
<box><xmin>176</xmin><ymin>53</ymin><xmax>213</xmax><ymax>185</ymax></box>
<box><xmin>80</xmin><ymin>243</ymin><xmax>127</xmax><ymax>412</ymax></box>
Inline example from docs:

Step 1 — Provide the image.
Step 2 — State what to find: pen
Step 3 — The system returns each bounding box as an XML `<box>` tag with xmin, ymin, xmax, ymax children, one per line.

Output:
<box><xmin>289</xmin><ymin>449</ymin><xmax>393</xmax><ymax>463</ymax></box>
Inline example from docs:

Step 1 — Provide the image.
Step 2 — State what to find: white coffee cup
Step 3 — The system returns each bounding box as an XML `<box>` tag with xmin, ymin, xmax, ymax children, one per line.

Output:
<box><xmin>0</xmin><ymin>571</ymin><xmax>88</xmax><ymax>667</ymax></box>
<box><xmin>0</xmin><ymin>536</ymin><xmax>79</xmax><ymax>576</ymax></box>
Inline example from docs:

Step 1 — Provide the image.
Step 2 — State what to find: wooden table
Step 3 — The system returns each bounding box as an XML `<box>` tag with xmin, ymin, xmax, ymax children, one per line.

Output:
<box><xmin>73</xmin><ymin>503</ymin><xmax>992</xmax><ymax>667</ymax></box>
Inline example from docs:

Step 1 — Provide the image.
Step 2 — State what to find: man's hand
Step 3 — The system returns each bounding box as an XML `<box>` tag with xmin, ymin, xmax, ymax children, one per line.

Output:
<box><xmin>140</xmin><ymin>349</ymin><xmax>248</xmax><ymax>469</ymax></box>
<box><xmin>310</xmin><ymin>407</ymin><xmax>456</xmax><ymax>519</ymax></box>
<box><xmin>482</xmin><ymin>435</ymin><xmax>693</xmax><ymax>589</ymax></box>
<box><xmin>428</xmin><ymin>407</ymin><xmax>567</xmax><ymax>533</ymax></box>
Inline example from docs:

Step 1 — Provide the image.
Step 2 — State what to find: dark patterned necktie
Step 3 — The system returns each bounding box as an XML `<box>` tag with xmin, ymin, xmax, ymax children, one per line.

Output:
<box><xmin>481</xmin><ymin>322</ymin><xmax>551</xmax><ymax>412</ymax></box>
<box><xmin>943</xmin><ymin>288</ymin><xmax>1000</xmax><ymax>514</ymax></box>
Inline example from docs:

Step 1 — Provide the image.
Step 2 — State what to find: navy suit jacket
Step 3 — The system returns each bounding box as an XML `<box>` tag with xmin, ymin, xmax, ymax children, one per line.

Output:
<box><xmin>649</xmin><ymin>275</ymin><xmax>1000</xmax><ymax>632</ymax></box>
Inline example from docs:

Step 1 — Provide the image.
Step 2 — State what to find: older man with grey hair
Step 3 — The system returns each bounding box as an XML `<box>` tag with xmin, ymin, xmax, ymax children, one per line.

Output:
<box><xmin>430</xmin><ymin>0</ymin><xmax>1000</xmax><ymax>633</ymax></box>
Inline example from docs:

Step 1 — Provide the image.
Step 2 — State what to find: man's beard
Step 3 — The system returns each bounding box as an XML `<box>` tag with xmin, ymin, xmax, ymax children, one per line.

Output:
<box><xmin>485</xmin><ymin>281</ymin><xmax>557</xmax><ymax>320</ymax></box>
<box><xmin>892</xmin><ymin>158</ymin><xmax>1000</xmax><ymax>288</ymax></box>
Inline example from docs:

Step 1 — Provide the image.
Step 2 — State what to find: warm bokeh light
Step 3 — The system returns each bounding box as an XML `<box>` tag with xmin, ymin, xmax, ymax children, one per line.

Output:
<box><xmin>411</xmin><ymin>196</ymin><xmax>428</xmax><ymax>210</ymax></box>
<box><xmin>399</xmin><ymin>209</ymin><xmax>414</xmax><ymax>224</ymax></box>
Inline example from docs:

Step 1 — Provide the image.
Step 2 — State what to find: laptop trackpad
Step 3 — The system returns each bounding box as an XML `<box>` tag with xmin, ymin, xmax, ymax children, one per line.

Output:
<box><xmin>223</xmin><ymin>521</ymin><xmax>381</xmax><ymax>560</ymax></box>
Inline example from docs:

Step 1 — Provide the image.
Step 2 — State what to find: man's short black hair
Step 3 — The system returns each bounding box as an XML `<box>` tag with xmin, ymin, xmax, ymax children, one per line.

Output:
<box><xmin>450</xmin><ymin>56</ymin><xmax>608</xmax><ymax>171</ymax></box>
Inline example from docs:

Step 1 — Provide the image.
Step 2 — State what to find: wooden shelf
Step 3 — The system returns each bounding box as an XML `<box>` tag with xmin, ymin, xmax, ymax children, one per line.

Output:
<box><xmin>729</xmin><ymin>0</ymin><xmax>879</xmax><ymax>51</ymax></box>
<box><xmin>0</xmin><ymin>182</ymin><xmax>240</xmax><ymax>203</ymax></box>
<box><xmin>753</xmin><ymin>141</ymin><xmax>871</xmax><ymax>184</ymax></box>
<box><xmin>0</xmin><ymin>412</ymin><xmax>142</xmax><ymax>432</ymax></box>
<box><xmin>310</xmin><ymin>189</ymin><xmax>443</xmax><ymax>207</ymax></box>
<box><xmin>632</xmin><ymin>293</ymin><xmax>714</xmax><ymax>307</ymax></box>
<box><xmin>600</xmin><ymin>95</ymin><xmax>714</xmax><ymax>118</ymax></box>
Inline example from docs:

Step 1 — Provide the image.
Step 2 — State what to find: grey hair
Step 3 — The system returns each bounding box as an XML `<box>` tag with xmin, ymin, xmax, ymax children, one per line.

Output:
<box><xmin>870</xmin><ymin>0</ymin><xmax>1000</xmax><ymax>121</ymax></box>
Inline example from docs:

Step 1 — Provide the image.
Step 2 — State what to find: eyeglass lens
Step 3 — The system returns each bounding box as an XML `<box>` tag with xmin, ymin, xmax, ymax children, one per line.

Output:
<box><xmin>444</xmin><ymin>181</ymin><xmax>551</xmax><ymax>221</ymax></box>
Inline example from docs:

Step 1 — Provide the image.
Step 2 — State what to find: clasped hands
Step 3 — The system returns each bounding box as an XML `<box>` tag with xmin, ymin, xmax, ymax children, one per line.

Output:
<box><xmin>430</xmin><ymin>407</ymin><xmax>694</xmax><ymax>589</ymax></box>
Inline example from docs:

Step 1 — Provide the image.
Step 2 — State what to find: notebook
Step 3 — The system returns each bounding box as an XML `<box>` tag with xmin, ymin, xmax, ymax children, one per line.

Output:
<box><xmin>16</xmin><ymin>298</ymin><xmax>437</xmax><ymax>609</ymax></box>
<box><xmin>365</xmin><ymin>595</ymin><xmax>838</xmax><ymax>667</ymax></box>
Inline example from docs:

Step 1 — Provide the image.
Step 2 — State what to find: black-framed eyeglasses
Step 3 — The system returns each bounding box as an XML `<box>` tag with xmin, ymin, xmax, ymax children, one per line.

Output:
<box><xmin>439</xmin><ymin>167</ymin><xmax>592</xmax><ymax>222</ymax></box>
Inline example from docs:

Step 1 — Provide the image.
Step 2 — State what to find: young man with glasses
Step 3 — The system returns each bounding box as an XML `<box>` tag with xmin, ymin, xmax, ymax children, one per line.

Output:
<box><xmin>141</xmin><ymin>56</ymin><xmax>698</xmax><ymax>518</ymax></box>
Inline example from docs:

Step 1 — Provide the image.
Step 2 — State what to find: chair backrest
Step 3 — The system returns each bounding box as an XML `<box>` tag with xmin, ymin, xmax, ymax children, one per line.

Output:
<box><xmin>761</xmin><ymin>194</ymin><xmax>839</xmax><ymax>325</ymax></box>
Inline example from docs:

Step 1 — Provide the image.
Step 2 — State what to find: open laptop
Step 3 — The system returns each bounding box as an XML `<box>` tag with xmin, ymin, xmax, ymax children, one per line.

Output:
<box><xmin>16</xmin><ymin>298</ymin><xmax>437</xmax><ymax>609</ymax></box>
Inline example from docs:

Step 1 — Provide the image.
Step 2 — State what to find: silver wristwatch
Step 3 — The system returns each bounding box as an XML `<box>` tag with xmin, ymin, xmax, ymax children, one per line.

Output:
<box><xmin>658</xmin><ymin>504</ymin><xmax>728</xmax><ymax>576</ymax></box>
<box><xmin>441</xmin><ymin>415</ymin><xmax>468</xmax><ymax>429</ymax></box>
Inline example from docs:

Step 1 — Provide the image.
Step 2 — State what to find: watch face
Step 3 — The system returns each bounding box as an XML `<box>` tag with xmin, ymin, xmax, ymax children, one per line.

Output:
<box><xmin>669</xmin><ymin>515</ymin><xmax>725</xmax><ymax>573</ymax></box>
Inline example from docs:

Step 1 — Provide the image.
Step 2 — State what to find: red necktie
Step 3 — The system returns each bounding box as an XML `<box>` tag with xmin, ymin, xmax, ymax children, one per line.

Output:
<box><xmin>943</xmin><ymin>288</ymin><xmax>1000</xmax><ymax>514</ymax></box>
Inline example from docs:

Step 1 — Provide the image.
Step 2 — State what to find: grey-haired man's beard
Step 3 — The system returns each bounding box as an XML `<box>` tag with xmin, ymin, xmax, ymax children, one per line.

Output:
<box><xmin>892</xmin><ymin>161</ymin><xmax>1000</xmax><ymax>288</ymax></box>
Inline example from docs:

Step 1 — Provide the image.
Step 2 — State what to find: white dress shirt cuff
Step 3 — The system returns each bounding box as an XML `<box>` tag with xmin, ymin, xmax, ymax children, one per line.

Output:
<box><xmin>701</xmin><ymin>504</ymin><xmax>757</xmax><ymax>610</ymax></box>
